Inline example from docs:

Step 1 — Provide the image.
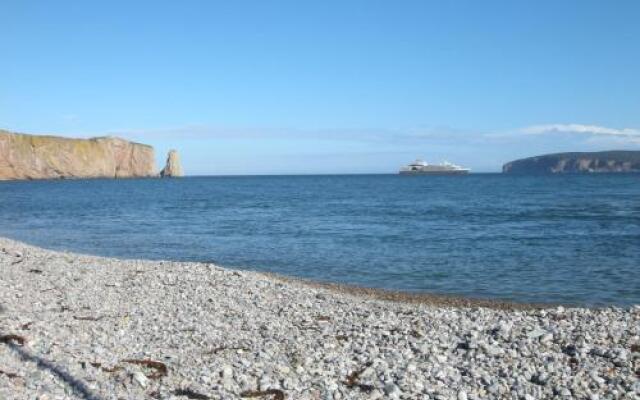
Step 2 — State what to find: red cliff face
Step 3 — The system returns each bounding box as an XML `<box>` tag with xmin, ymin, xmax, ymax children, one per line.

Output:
<box><xmin>0</xmin><ymin>130</ymin><xmax>156</xmax><ymax>180</ymax></box>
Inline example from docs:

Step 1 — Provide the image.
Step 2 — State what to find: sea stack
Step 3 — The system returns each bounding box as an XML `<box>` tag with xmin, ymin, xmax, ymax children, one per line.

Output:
<box><xmin>160</xmin><ymin>149</ymin><xmax>184</xmax><ymax>177</ymax></box>
<box><xmin>0</xmin><ymin>129</ymin><xmax>155</xmax><ymax>180</ymax></box>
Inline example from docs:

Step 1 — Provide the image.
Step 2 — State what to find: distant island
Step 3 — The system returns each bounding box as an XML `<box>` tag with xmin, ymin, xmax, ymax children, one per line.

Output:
<box><xmin>502</xmin><ymin>150</ymin><xmax>640</xmax><ymax>174</ymax></box>
<box><xmin>0</xmin><ymin>129</ymin><xmax>183</xmax><ymax>180</ymax></box>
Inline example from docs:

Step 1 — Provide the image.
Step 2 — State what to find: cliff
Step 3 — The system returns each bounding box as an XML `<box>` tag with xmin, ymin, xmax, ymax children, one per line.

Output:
<box><xmin>160</xmin><ymin>149</ymin><xmax>184</xmax><ymax>178</ymax></box>
<box><xmin>0</xmin><ymin>130</ymin><xmax>156</xmax><ymax>180</ymax></box>
<box><xmin>502</xmin><ymin>151</ymin><xmax>640</xmax><ymax>174</ymax></box>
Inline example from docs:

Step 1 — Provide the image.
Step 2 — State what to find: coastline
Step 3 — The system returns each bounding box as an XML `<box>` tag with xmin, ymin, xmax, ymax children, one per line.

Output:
<box><xmin>1</xmin><ymin>237</ymin><xmax>638</xmax><ymax>399</ymax></box>
<box><xmin>263</xmin><ymin>274</ymin><xmax>546</xmax><ymax>311</ymax></box>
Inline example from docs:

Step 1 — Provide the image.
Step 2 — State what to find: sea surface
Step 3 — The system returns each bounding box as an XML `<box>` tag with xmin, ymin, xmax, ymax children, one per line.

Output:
<box><xmin>1</xmin><ymin>174</ymin><xmax>638</xmax><ymax>306</ymax></box>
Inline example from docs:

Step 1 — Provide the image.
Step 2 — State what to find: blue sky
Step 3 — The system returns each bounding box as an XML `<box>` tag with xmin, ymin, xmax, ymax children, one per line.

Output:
<box><xmin>2</xmin><ymin>1</ymin><xmax>639</xmax><ymax>174</ymax></box>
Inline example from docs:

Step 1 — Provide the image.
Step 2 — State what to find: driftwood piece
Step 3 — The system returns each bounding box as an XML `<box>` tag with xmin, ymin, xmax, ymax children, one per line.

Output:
<box><xmin>121</xmin><ymin>359</ymin><xmax>168</xmax><ymax>379</ymax></box>
<box><xmin>205</xmin><ymin>346</ymin><xmax>249</xmax><ymax>355</ymax></box>
<box><xmin>240</xmin><ymin>389</ymin><xmax>286</xmax><ymax>400</ymax></box>
<box><xmin>73</xmin><ymin>315</ymin><xmax>104</xmax><ymax>321</ymax></box>
<box><xmin>0</xmin><ymin>369</ymin><xmax>20</xmax><ymax>379</ymax></box>
<box><xmin>343</xmin><ymin>361</ymin><xmax>374</xmax><ymax>392</ymax></box>
<box><xmin>87</xmin><ymin>362</ymin><xmax>123</xmax><ymax>373</ymax></box>
<box><xmin>0</xmin><ymin>334</ymin><xmax>26</xmax><ymax>346</ymax></box>
<box><xmin>173</xmin><ymin>388</ymin><xmax>211</xmax><ymax>399</ymax></box>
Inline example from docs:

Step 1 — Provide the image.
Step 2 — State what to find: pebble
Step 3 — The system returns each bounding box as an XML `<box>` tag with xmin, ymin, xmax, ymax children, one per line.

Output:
<box><xmin>383</xmin><ymin>383</ymin><xmax>401</xmax><ymax>398</ymax></box>
<box><xmin>531</xmin><ymin>372</ymin><xmax>549</xmax><ymax>386</ymax></box>
<box><xmin>221</xmin><ymin>365</ymin><xmax>233</xmax><ymax>380</ymax></box>
<box><xmin>132</xmin><ymin>371</ymin><xmax>148</xmax><ymax>388</ymax></box>
<box><xmin>0</xmin><ymin>237</ymin><xmax>637</xmax><ymax>400</ymax></box>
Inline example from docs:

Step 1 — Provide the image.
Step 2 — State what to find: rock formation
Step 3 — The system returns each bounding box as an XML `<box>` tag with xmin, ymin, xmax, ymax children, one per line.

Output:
<box><xmin>0</xmin><ymin>129</ymin><xmax>156</xmax><ymax>180</ymax></box>
<box><xmin>160</xmin><ymin>149</ymin><xmax>184</xmax><ymax>177</ymax></box>
<box><xmin>502</xmin><ymin>151</ymin><xmax>640</xmax><ymax>174</ymax></box>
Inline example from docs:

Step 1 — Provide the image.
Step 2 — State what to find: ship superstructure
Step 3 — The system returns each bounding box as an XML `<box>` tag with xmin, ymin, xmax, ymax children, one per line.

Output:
<box><xmin>399</xmin><ymin>159</ymin><xmax>470</xmax><ymax>175</ymax></box>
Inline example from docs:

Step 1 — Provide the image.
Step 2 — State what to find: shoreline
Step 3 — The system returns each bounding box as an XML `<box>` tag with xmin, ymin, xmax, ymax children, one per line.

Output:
<box><xmin>0</xmin><ymin>236</ymin><xmax>552</xmax><ymax>310</ymax></box>
<box><xmin>1</xmin><ymin>237</ymin><xmax>638</xmax><ymax>399</ymax></box>
<box><xmin>264</xmin><ymin>274</ymin><xmax>548</xmax><ymax>311</ymax></box>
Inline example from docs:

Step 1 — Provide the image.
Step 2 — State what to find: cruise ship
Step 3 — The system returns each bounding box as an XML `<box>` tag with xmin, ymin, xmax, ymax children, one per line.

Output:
<box><xmin>399</xmin><ymin>159</ymin><xmax>470</xmax><ymax>175</ymax></box>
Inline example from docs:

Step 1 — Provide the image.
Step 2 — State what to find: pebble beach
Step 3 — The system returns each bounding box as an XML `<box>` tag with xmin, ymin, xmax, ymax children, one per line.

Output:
<box><xmin>0</xmin><ymin>237</ymin><xmax>638</xmax><ymax>400</ymax></box>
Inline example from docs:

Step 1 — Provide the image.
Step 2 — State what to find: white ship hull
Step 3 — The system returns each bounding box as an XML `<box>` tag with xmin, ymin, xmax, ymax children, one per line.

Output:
<box><xmin>399</xmin><ymin>169</ymin><xmax>469</xmax><ymax>175</ymax></box>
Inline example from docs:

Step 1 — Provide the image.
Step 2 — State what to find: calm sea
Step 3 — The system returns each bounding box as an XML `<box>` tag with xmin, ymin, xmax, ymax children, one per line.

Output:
<box><xmin>0</xmin><ymin>174</ymin><xmax>638</xmax><ymax>306</ymax></box>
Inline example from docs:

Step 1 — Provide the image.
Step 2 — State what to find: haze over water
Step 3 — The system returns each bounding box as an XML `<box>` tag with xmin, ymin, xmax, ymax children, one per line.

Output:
<box><xmin>1</xmin><ymin>174</ymin><xmax>638</xmax><ymax>307</ymax></box>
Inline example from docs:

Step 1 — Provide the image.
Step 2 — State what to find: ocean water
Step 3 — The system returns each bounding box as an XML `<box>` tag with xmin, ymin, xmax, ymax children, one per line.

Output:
<box><xmin>0</xmin><ymin>174</ymin><xmax>638</xmax><ymax>307</ymax></box>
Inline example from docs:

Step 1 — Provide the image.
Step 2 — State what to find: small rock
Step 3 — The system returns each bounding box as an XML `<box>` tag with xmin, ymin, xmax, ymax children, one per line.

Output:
<box><xmin>528</xmin><ymin>328</ymin><xmax>547</xmax><ymax>339</ymax></box>
<box><xmin>384</xmin><ymin>383</ymin><xmax>400</xmax><ymax>397</ymax></box>
<box><xmin>221</xmin><ymin>365</ymin><xmax>233</xmax><ymax>380</ymax></box>
<box><xmin>531</xmin><ymin>372</ymin><xmax>549</xmax><ymax>386</ymax></box>
<box><xmin>562</xmin><ymin>344</ymin><xmax>578</xmax><ymax>356</ymax></box>
<box><xmin>540</xmin><ymin>333</ymin><xmax>553</xmax><ymax>343</ymax></box>
<box><xmin>367</xmin><ymin>390</ymin><xmax>383</xmax><ymax>399</ymax></box>
<box><xmin>559</xmin><ymin>387</ymin><xmax>571</xmax><ymax>397</ymax></box>
<box><xmin>132</xmin><ymin>371</ymin><xmax>148</xmax><ymax>388</ymax></box>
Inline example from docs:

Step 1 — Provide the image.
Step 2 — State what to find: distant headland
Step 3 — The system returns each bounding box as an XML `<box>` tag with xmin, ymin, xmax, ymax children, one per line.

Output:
<box><xmin>0</xmin><ymin>129</ymin><xmax>182</xmax><ymax>180</ymax></box>
<box><xmin>502</xmin><ymin>150</ymin><xmax>640</xmax><ymax>174</ymax></box>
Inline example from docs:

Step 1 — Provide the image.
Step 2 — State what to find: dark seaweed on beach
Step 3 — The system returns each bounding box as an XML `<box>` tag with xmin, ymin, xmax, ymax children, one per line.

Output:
<box><xmin>173</xmin><ymin>388</ymin><xmax>210</xmax><ymax>399</ymax></box>
<box><xmin>20</xmin><ymin>322</ymin><xmax>33</xmax><ymax>330</ymax></box>
<box><xmin>409</xmin><ymin>329</ymin><xmax>424</xmax><ymax>338</ymax></box>
<box><xmin>121</xmin><ymin>359</ymin><xmax>168</xmax><ymax>379</ymax></box>
<box><xmin>0</xmin><ymin>369</ymin><xmax>19</xmax><ymax>379</ymax></box>
<box><xmin>315</xmin><ymin>315</ymin><xmax>331</xmax><ymax>321</ymax></box>
<box><xmin>631</xmin><ymin>344</ymin><xmax>640</xmax><ymax>353</ymax></box>
<box><xmin>206</xmin><ymin>346</ymin><xmax>249</xmax><ymax>354</ymax></box>
<box><xmin>88</xmin><ymin>362</ymin><xmax>122</xmax><ymax>373</ymax></box>
<box><xmin>343</xmin><ymin>361</ymin><xmax>374</xmax><ymax>392</ymax></box>
<box><xmin>240</xmin><ymin>389</ymin><xmax>285</xmax><ymax>400</ymax></box>
<box><xmin>335</xmin><ymin>335</ymin><xmax>349</xmax><ymax>341</ymax></box>
<box><xmin>568</xmin><ymin>357</ymin><xmax>579</xmax><ymax>370</ymax></box>
<box><xmin>73</xmin><ymin>315</ymin><xmax>103</xmax><ymax>321</ymax></box>
<box><xmin>0</xmin><ymin>334</ymin><xmax>26</xmax><ymax>346</ymax></box>
<box><xmin>295</xmin><ymin>325</ymin><xmax>321</xmax><ymax>332</ymax></box>
<box><xmin>28</xmin><ymin>269</ymin><xmax>43</xmax><ymax>274</ymax></box>
<box><xmin>1</xmin><ymin>249</ymin><xmax>24</xmax><ymax>263</ymax></box>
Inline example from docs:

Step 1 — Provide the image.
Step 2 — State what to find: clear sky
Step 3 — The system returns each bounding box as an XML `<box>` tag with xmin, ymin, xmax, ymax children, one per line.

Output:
<box><xmin>2</xmin><ymin>1</ymin><xmax>639</xmax><ymax>174</ymax></box>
